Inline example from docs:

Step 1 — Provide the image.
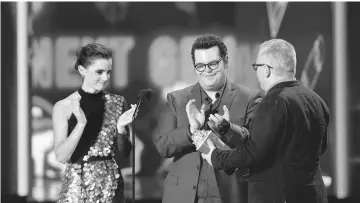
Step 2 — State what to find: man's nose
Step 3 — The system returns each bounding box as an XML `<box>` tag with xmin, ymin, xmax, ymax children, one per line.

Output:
<box><xmin>204</xmin><ymin>65</ymin><xmax>213</xmax><ymax>73</ymax></box>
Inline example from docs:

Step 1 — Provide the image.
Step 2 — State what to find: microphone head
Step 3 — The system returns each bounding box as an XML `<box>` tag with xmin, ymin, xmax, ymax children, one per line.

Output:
<box><xmin>138</xmin><ymin>88</ymin><xmax>153</xmax><ymax>100</ymax></box>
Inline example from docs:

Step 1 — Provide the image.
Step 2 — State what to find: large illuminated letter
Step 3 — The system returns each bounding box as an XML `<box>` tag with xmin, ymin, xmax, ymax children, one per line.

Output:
<box><xmin>236</xmin><ymin>43</ymin><xmax>259</xmax><ymax>89</ymax></box>
<box><xmin>31</xmin><ymin>37</ymin><xmax>53</xmax><ymax>89</ymax></box>
<box><xmin>223</xmin><ymin>35</ymin><xmax>237</xmax><ymax>82</ymax></box>
<box><xmin>55</xmin><ymin>37</ymin><xmax>81</xmax><ymax>88</ymax></box>
<box><xmin>179</xmin><ymin>35</ymin><xmax>200</xmax><ymax>84</ymax></box>
<box><xmin>108</xmin><ymin>36</ymin><xmax>134</xmax><ymax>89</ymax></box>
<box><xmin>149</xmin><ymin>35</ymin><xmax>178</xmax><ymax>87</ymax></box>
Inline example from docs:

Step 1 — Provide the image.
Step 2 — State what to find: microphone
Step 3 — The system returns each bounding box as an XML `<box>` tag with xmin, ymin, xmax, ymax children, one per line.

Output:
<box><xmin>131</xmin><ymin>88</ymin><xmax>153</xmax><ymax>203</ymax></box>
<box><xmin>133</xmin><ymin>88</ymin><xmax>153</xmax><ymax>120</ymax></box>
<box><xmin>137</xmin><ymin>88</ymin><xmax>153</xmax><ymax>101</ymax></box>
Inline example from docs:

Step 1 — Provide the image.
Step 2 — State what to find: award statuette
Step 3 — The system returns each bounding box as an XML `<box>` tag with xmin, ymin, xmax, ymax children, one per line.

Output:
<box><xmin>193</xmin><ymin>121</ymin><xmax>251</xmax><ymax>177</ymax></box>
<box><xmin>192</xmin><ymin>130</ymin><xmax>230</xmax><ymax>154</ymax></box>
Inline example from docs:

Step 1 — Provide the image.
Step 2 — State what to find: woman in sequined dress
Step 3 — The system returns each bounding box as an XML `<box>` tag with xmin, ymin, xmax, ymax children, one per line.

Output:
<box><xmin>53</xmin><ymin>43</ymin><xmax>135</xmax><ymax>203</ymax></box>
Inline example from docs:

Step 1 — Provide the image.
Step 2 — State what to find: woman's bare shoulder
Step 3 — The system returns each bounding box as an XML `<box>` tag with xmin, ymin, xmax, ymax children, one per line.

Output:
<box><xmin>53</xmin><ymin>91</ymin><xmax>79</xmax><ymax>118</ymax></box>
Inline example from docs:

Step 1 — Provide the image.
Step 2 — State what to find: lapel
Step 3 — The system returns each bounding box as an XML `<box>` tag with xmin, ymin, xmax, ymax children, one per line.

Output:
<box><xmin>187</xmin><ymin>81</ymin><xmax>236</xmax><ymax>114</ymax></box>
<box><xmin>188</xmin><ymin>83</ymin><xmax>202</xmax><ymax>111</ymax></box>
<box><xmin>187</xmin><ymin>83</ymin><xmax>203</xmax><ymax>161</ymax></box>
<box><xmin>219</xmin><ymin>80</ymin><xmax>236</xmax><ymax>115</ymax></box>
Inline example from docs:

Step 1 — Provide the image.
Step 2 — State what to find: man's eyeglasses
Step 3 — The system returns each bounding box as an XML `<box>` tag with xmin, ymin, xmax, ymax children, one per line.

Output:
<box><xmin>195</xmin><ymin>57</ymin><xmax>223</xmax><ymax>72</ymax></box>
<box><xmin>252</xmin><ymin>63</ymin><xmax>274</xmax><ymax>71</ymax></box>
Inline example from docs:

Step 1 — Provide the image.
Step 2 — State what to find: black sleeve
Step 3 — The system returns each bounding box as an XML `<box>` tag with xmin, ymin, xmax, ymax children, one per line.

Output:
<box><xmin>211</xmin><ymin>98</ymin><xmax>286</xmax><ymax>171</ymax></box>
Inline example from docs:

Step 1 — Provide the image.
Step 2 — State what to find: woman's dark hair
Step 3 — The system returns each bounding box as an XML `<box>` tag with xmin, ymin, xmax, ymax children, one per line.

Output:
<box><xmin>74</xmin><ymin>43</ymin><xmax>112</xmax><ymax>70</ymax></box>
<box><xmin>191</xmin><ymin>35</ymin><xmax>228</xmax><ymax>66</ymax></box>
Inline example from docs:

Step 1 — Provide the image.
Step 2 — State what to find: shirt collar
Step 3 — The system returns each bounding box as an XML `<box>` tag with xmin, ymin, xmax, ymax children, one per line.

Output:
<box><xmin>201</xmin><ymin>80</ymin><xmax>227</xmax><ymax>103</ymax></box>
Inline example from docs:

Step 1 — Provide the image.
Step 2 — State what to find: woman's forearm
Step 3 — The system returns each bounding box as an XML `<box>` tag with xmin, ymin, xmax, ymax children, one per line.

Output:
<box><xmin>54</xmin><ymin>123</ymin><xmax>86</xmax><ymax>163</ymax></box>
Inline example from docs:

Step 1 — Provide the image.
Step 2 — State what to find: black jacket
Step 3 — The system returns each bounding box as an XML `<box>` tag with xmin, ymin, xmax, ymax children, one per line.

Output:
<box><xmin>212</xmin><ymin>80</ymin><xmax>329</xmax><ymax>203</ymax></box>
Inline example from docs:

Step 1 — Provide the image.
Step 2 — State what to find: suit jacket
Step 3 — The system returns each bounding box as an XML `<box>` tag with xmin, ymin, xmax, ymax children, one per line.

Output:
<box><xmin>220</xmin><ymin>90</ymin><xmax>265</xmax><ymax>150</ymax></box>
<box><xmin>212</xmin><ymin>81</ymin><xmax>329</xmax><ymax>203</ymax></box>
<box><xmin>155</xmin><ymin>81</ymin><xmax>252</xmax><ymax>203</ymax></box>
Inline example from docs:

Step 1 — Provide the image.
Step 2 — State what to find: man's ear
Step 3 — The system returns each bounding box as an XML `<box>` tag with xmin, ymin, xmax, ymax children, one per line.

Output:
<box><xmin>266</xmin><ymin>68</ymin><xmax>271</xmax><ymax>78</ymax></box>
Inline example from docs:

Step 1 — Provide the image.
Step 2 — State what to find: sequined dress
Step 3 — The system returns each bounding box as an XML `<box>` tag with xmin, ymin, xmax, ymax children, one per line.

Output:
<box><xmin>57</xmin><ymin>88</ymin><xmax>130</xmax><ymax>203</ymax></box>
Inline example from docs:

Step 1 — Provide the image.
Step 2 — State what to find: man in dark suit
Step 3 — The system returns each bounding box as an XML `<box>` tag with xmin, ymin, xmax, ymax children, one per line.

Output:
<box><xmin>201</xmin><ymin>39</ymin><xmax>329</xmax><ymax>203</ymax></box>
<box><xmin>155</xmin><ymin>35</ymin><xmax>252</xmax><ymax>203</ymax></box>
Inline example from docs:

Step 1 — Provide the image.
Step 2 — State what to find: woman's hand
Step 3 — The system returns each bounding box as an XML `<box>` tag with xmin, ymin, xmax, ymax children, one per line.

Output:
<box><xmin>117</xmin><ymin>104</ymin><xmax>137</xmax><ymax>134</ymax></box>
<box><xmin>71</xmin><ymin>95</ymin><xmax>87</xmax><ymax>125</ymax></box>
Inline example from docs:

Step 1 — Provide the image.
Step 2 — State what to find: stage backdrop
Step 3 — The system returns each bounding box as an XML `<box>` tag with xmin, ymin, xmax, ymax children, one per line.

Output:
<box><xmin>28</xmin><ymin>2</ymin><xmax>334</xmax><ymax>201</ymax></box>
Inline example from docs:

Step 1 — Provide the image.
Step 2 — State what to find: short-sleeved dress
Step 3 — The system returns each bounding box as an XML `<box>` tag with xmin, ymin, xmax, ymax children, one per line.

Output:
<box><xmin>57</xmin><ymin>88</ymin><xmax>131</xmax><ymax>203</ymax></box>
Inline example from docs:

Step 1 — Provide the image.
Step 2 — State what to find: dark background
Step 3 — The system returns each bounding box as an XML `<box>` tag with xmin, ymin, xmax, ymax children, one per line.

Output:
<box><xmin>2</xmin><ymin>2</ymin><xmax>360</xmax><ymax>203</ymax></box>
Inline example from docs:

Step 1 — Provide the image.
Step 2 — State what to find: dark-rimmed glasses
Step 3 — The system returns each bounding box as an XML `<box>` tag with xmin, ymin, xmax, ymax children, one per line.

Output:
<box><xmin>195</xmin><ymin>57</ymin><xmax>223</xmax><ymax>72</ymax></box>
<box><xmin>252</xmin><ymin>63</ymin><xmax>274</xmax><ymax>71</ymax></box>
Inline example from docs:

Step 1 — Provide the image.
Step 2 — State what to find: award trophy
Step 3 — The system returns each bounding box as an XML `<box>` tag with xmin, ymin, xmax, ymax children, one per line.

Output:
<box><xmin>192</xmin><ymin>130</ymin><xmax>230</xmax><ymax>154</ymax></box>
<box><xmin>192</xmin><ymin>120</ymin><xmax>251</xmax><ymax>177</ymax></box>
